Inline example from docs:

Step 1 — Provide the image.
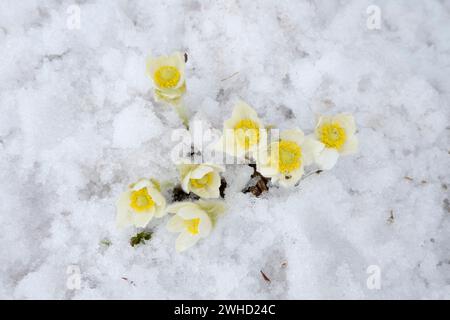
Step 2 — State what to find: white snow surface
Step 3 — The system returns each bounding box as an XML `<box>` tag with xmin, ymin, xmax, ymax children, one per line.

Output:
<box><xmin>1</xmin><ymin>0</ymin><xmax>450</xmax><ymax>299</ymax></box>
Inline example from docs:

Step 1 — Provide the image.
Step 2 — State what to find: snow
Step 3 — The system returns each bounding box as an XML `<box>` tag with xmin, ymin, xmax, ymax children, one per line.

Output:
<box><xmin>1</xmin><ymin>0</ymin><xmax>449</xmax><ymax>299</ymax></box>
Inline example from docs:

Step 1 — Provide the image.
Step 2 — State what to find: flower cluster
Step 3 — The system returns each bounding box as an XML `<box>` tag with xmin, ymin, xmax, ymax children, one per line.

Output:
<box><xmin>116</xmin><ymin>51</ymin><xmax>358</xmax><ymax>253</ymax></box>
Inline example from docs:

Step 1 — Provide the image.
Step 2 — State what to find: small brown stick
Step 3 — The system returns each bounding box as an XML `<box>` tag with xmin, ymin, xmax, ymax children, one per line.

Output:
<box><xmin>260</xmin><ymin>270</ymin><xmax>271</xmax><ymax>283</ymax></box>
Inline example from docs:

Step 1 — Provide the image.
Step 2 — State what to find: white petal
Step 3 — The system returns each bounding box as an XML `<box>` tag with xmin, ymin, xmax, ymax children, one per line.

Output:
<box><xmin>340</xmin><ymin>135</ymin><xmax>358</xmax><ymax>155</ymax></box>
<box><xmin>316</xmin><ymin>148</ymin><xmax>339</xmax><ymax>170</ymax></box>
<box><xmin>176</xmin><ymin>232</ymin><xmax>200</xmax><ymax>252</ymax></box>
<box><xmin>166</xmin><ymin>215</ymin><xmax>185</xmax><ymax>233</ymax></box>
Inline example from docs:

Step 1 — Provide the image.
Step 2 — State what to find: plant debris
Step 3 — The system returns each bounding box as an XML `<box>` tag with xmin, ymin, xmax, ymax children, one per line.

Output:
<box><xmin>220</xmin><ymin>71</ymin><xmax>239</xmax><ymax>82</ymax></box>
<box><xmin>243</xmin><ymin>164</ymin><xmax>270</xmax><ymax>197</ymax></box>
<box><xmin>219</xmin><ymin>178</ymin><xmax>227</xmax><ymax>198</ymax></box>
<box><xmin>387</xmin><ymin>210</ymin><xmax>395</xmax><ymax>224</ymax></box>
<box><xmin>171</xmin><ymin>185</ymin><xmax>200</xmax><ymax>202</ymax></box>
<box><xmin>130</xmin><ymin>231</ymin><xmax>152</xmax><ymax>247</ymax></box>
<box><xmin>100</xmin><ymin>238</ymin><xmax>112</xmax><ymax>247</ymax></box>
<box><xmin>121</xmin><ymin>277</ymin><xmax>136</xmax><ymax>286</ymax></box>
<box><xmin>260</xmin><ymin>270</ymin><xmax>271</xmax><ymax>283</ymax></box>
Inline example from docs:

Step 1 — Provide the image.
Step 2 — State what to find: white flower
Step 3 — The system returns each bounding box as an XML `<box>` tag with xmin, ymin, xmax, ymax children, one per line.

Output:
<box><xmin>146</xmin><ymin>52</ymin><xmax>186</xmax><ymax>105</ymax></box>
<box><xmin>256</xmin><ymin>128</ymin><xmax>323</xmax><ymax>187</ymax></box>
<box><xmin>216</xmin><ymin>101</ymin><xmax>265</xmax><ymax>159</ymax></box>
<box><xmin>178</xmin><ymin>162</ymin><xmax>225</xmax><ymax>199</ymax></box>
<box><xmin>166</xmin><ymin>200</ymin><xmax>226</xmax><ymax>252</ymax></box>
<box><xmin>313</xmin><ymin>113</ymin><xmax>358</xmax><ymax>170</ymax></box>
<box><xmin>116</xmin><ymin>179</ymin><xmax>167</xmax><ymax>228</ymax></box>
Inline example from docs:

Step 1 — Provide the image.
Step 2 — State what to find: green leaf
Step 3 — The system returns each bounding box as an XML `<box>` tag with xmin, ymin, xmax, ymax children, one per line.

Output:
<box><xmin>100</xmin><ymin>238</ymin><xmax>112</xmax><ymax>247</ymax></box>
<box><xmin>130</xmin><ymin>231</ymin><xmax>153</xmax><ymax>247</ymax></box>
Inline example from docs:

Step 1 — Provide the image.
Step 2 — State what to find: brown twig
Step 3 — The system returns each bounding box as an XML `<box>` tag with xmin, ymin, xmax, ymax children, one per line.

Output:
<box><xmin>260</xmin><ymin>270</ymin><xmax>271</xmax><ymax>283</ymax></box>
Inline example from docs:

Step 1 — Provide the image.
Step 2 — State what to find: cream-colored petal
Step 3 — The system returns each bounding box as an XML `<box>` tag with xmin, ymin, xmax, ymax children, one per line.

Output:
<box><xmin>154</xmin><ymin>85</ymin><xmax>186</xmax><ymax>99</ymax></box>
<box><xmin>181</xmin><ymin>170</ymin><xmax>192</xmax><ymax>194</ymax></box>
<box><xmin>280</xmin><ymin>128</ymin><xmax>305</xmax><ymax>145</ymax></box>
<box><xmin>116</xmin><ymin>191</ymin><xmax>132</xmax><ymax>229</ymax></box>
<box><xmin>191</xmin><ymin>172</ymin><xmax>221</xmax><ymax>199</ymax></box>
<box><xmin>190</xmin><ymin>165</ymin><xmax>214</xmax><ymax>179</ymax></box>
<box><xmin>232</xmin><ymin>101</ymin><xmax>259</xmax><ymax>121</ymax></box>
<box><xmin>334</xmin><ymin>113</ymin><xmax>356</xmax><ymax>136</ymax></box>
<box><xmin>190</xmin><ymin>187</ymin><xmax>209</xmax><ymax>198</ymax></box>
<box><xmin>166</xmin><ymin>215</ymin><xmax>185</xmax><ymax>233</ymax></box>
<box><xmin>340</xmin><ymin>135</ymin><xmax>358</xmax><ymax>155</ymax></box>
<box><xmin>130</xmin><ymin>179</ymin><xmax>151</xmax><ymax>191</ymax></box>
<box><xmin>146</xmin><ymin>186</ymin><xmax>166</xmax><ymax>207</ymax></box>
<box><xmin>131</xmin><ymin>210</ymin><xmax>154</xmax><ymax>228</ymax></box>
<box><xmin>147</xmin><ymin>54</ymin><xmax>186</xmax><ymax>92</ymax></box>
<box><xmin>154</xmin><ymin>204</ymin><xmax>167</xmax><ymax>218</ymax></box>
<box><xmin>314</xmin><ymin>115</ymin><xmax>332</xmax><ymax>138</ymax></box>
<box><xmin>224</xmin><ymin>102</ymin><xmax>263</xmax><ymax>132</ymax></box>
<box><xmin>198</xmin><ymin>213</ymin><xmax>212</xmax><ymax>238</ymax></box>
<box><xmin>197</xmin><ymin>200</ymin><xmax>226</xmax><ymax>218</ymax></box>
<box><xmin>206</xmin><ymin>171</ymin><xmax>222</xmax><ymax>197</ymax></box>
<box><xmin>177</xmin><ymin>205</ymin><xmax>205</xmax><ymax>220</ymax></box>
<box><xmin>278</xmin><ymin>166</ymin><xmax>304</xmax><ymax>187</ymax></box>
<box><xmin>166</xmin><ymin>202</ymin><xmax>198</xmax><ymax>214</ymax></box>
<box><xmin>301</xmin><ymin>136</ymin><xmax>325</xmax><ymax>166</ymax></box>
<box><xmin>316</xmin><ymin>148</ymin><xmax>339</xmax><ymax>170</ymax></box>
<box><xmin>176</xmin><ymin>232</ymin><xmax>200</xmax><ymax>252</ymax></box>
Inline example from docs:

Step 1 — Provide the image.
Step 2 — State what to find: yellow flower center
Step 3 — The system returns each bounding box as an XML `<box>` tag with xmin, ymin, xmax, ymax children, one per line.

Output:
<box><xmin>319</xmin><ymin>122</ymin><xmax>347</xmax><ymax>150</ymax></box>
<box><xmin>130</xmin><ymin>188</ymin><xmax>155</xmax><ymax>212</ymax></box>
<box><xmin>190</xmin><ymin>172</ymin><xmax>213</xmax><ymax>189</ymax></box>
<box><xmin>184</xmin><ymin>218</ymin><xmax>200</xmax><ymax>235</ymax></box>
<box><xmin>234</xmin><ymin>119</ymin><xmax>260</xmax><ymax>149</ymax></box>
<box><xmin>154</xmin><ymin>66</ymin><xmax>180</xmax><ymax>88</ymax></box>
<box><xmin>277</xmin><ymin>140</ymin><xmax>302</xmax><ymax>174</ymax></box>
